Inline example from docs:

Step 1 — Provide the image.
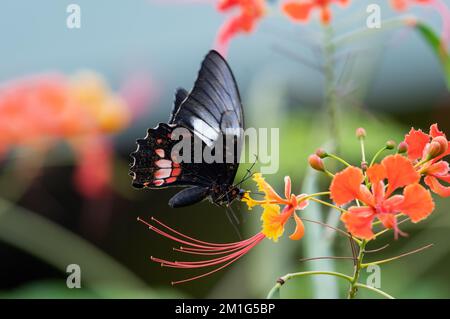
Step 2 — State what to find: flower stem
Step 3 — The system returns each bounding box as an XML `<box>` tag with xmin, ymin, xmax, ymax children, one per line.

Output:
<box><xmin>361</xmin><ymin>244</ymin><xmax>433</xmax><ymax>268</ymax></box>
<box><xmin>354</xmin><ymin>283</ymin><xmax>395</xmax><ymax>299</ymax></box>
<box><xmin>347</xmin><ymin>240</ymin><xmax>367</xmax><ymax>299</ymax></box>
<box><xmin>369</xmin><ymin>146</ymin><xmax>388</xmax><ymax>167</ymax></box>
<box><xmin>327</xmin><ymin>153</ymin><xmax>352</xmax><ymax>167</ymax></box>
<box><xmin>309</xmin><ymin>197</ymin><xmax>348</xmax><ymax>214</ymax></box>
<box><xmin>267</xmin><ymin>271</ymin><xmax>353</xmax><ymax>299</ymax></box>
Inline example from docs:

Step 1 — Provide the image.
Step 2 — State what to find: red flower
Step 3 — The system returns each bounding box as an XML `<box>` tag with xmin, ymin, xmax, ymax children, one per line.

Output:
<box><xmin>404</xmin><ymin>124</ymin><xmax>450</xmax><ymax>197</ymax></box>
<box><xmin>282</xmin><ymin>0</ymin><xmax>349</xmax><ymax>25</ymax></box>
<box><xmin>215</xmin><ymin>0</ymin><xmax>265</xmax><ymax>55</ymax></box>
<box><xmin>330</xmin><ymin>155</ymin><xmax>435</xmax><ymax>240</ymax></box>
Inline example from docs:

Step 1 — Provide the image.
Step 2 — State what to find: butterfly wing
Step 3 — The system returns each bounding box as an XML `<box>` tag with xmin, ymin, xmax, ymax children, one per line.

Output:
<box><xmin>130</xmin><ymin>50</ymin><xmax>243</xmax><ymax>193</ymax></box>
<box><xmin>170</xmin><ymin>50</ymin><xmax>244</xmax><ymax>185</ymax></box>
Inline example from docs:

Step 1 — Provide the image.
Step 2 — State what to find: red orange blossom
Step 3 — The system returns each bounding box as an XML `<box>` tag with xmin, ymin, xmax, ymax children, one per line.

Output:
<box><xmin>404</xmin><ymin>124</ymin><xmax>450</xmax><ymax>197</ymax></box>
<box><xmin>330</xmin><ymin>155</ymin><xmax>435</xmax><ymax>240</ymax></box>
<box><xmin>215</xmin><ymin>0</ymin><xmax>266</xmax><ymax>55</ymax></box>
<box><xmin>283</xmin><ymin>0</ymin><xmax>350</xmax><ymax>25</ymax></box>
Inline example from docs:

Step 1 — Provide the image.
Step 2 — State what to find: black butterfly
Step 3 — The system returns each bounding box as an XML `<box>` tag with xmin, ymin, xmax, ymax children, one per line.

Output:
<box><xmin>130</xmin><ymin>50</ymin><xmax>249</xmax><ymax>209</ymax></box>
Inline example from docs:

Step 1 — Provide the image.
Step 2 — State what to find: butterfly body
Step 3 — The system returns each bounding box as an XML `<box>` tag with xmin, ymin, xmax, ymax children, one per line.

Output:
<box><xmin>130</xmin><ymin>50</ymin><xmax>245</xmax><ymax>208</ymax></box>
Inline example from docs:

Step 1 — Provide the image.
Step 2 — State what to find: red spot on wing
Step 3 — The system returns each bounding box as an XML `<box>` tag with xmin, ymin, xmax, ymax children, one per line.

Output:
<box><xmin>155</xmin><ymin>149</ymin><xmax>165</xmax><ymax>158</ymax></box>
<box><xmin>165</xmin><ymin>177</ymin><xmax>177</xmax><ymax>184</ymax></box>
<box><xmin>153</xmin><ymin>179</ymin><xmax>164</xmax><ymax>186</ymax></box>
<box><xmin>172</xmin><ymin>168</ymin><xmax>181</xmax><ymax>177</ymax></box>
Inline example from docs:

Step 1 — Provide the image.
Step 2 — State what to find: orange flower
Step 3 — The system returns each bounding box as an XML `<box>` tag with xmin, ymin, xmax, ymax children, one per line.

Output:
<box><xmin>390</xmin><ymin>0</ymin><xmax>432</xmax><ymax>11</ymax></box>
<box><xmin>404</xmin><ymin>124</ymin><xmax>450</xmax><ymax>197</ymax></box>
<box><xmin>215</xmin><ymin>0</ymin><xmax>265</xmax><ymax>55</ymax></box>
<box><xmin>243</xmin><ymin>173</ymin><xmax>309</xmax><ymax>241</ymax></box>
<box><xmin>282</xmin><ymin>0</ymin><xmax>349</xmax><ymax>25</ymax></box>
<box><xmin>330</xmin><ymin>155</ymin><xmax>435</xmax><ymax>240</ymax></box>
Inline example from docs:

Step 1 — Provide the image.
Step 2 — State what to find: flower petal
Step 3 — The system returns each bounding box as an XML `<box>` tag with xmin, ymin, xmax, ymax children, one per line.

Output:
<box><xmin>390</xmin><ymin>0</ymin><xmax>408</xmax><ymax>11</ymax></box>
<box><xmin>404</xmin><ymin>128</ymin><xmax>430</xmax><ymax>161</ymax></box>
<box><xmin>399</xmin><ymin>184</ymin><xmax>435</xmax><ymax>222</ymax></box>
<box><xmin>341</xmin><ymin>206</ymin><xmax>376</xmax><ymax>240</ymax></box>
<box><xmin>424</xmin><ymin>175</ymin><xmax>450</xmax><ymax>197</ymax></box>
<box><xmin>253</xmin><ymin>173</ymin><xmax>283</xmax><ymax>202</ymax></box>
<box><xmin>241</xmin><ymin>192</ymin><xmax>260</xmax><ymax>210</ymax></box>
<box><xmin>282</xmin><ymin>2</ymin><xmax>314</xmax><ymax>22</ymax></box>
<box><xmin>430</xmin><ymin>123</ymin><xmax>446</xmax><ymax>138</ymax></box>
<box><xmin>284</xmin><ymin>176</ymin><xmax>292</xmax><ymax>199</ymax></box>
<box><xmin>381</xmin><ymin>194</ymin><xmax>404</xmax><ymax>213</ymax></box>
<box><xmin>367</xmin><ymin>163</ymin><xmax>386</xmax><ymax>184</ymax></box>
<box><xmin>377</xmin><ymin>214</ymin><xmax>396</xmax><ymax>229</ymax></box>
<box><xmin>320</xmin><ymin>6</ymin><xmax>331</xmax><ymax>25</ymax></box>
<box><xmin>261</xmin><ymin>204</ymin><xmax>290</xmax><ymax>242</ymax></box>
<box><xmin>296</xmin><ymin>194</ymin><xmax>310</xmax><ymax>210</ymax></box>
<box><xmin>289</xmin><ymin>212</ymin><xmax>305</xmax><ymax>240</ymax></box>
<box><xmin>330</xmin><ymin>166</ymin><xmax>364</xmax><ymax>206</ymax></box>
<box><xmin>426</xmin><ymin>160</ymin><xmax>449</xmax><ymax>177</ymax></box>
<box><xmin>382</xmin><ymin>154</ymin><xmax>420</xmax><ymax>196</ymax></box>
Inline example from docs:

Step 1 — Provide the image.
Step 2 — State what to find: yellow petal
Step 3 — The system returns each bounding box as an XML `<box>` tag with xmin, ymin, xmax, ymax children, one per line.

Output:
<box><xmin>253</xmin><ymin>173</ymin><xmax>283</xmax><ymax>202</ymax></box>
<box><xmin>261</xmin><ymin>204</ymin><xmax>285</xmax><ymax>242</ymax></box>
<box><xmin>241</xmin><ymin>192</ymin><xmax>259</xmax><ymax>210</ymax></box>
<box><xmin>289</xmin><ymin>212</ymin><xmax>305</xmax><ymax>240</ymax></box>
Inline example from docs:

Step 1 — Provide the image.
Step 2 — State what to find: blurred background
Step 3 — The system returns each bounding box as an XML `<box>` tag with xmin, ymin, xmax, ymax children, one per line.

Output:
<box><xmin>0</xmin><ymin>0</ymin><xmax>449</xmax><ymax>298</ymax></box>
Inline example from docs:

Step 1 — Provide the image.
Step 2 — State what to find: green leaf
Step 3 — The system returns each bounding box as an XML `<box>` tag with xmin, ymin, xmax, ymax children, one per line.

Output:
<box><xmin>414</xmin><ymin>22</ymin><xmax>450</xmax><ymax>89</ymax></box>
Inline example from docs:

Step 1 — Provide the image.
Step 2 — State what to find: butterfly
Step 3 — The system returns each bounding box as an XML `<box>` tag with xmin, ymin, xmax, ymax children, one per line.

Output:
<box><xmin>130</xmin><ymin>50</ymin><xmax>250</xmax><ymax>210</ymax></box>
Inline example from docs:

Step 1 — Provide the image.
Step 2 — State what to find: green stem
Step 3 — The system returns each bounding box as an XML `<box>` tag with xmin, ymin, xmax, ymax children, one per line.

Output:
<box><xmin>347</xmin><ymin>240</ymin><xmax>367</xmax><ymax>299</ymax></box>
<box><xmin>361</xmin><ymin>244</ymin><xmax>433</xmax><ymax>268</ymax></box>
<box><xmin>327</xmin><ymin>153</ymin><xmax>352</xmax><ymax>167</ymax></box>
<box><xmin>360</xmin><ymin>138</ymin><xmax>366</xmax><ymax>164</ymax></box>
<box><xmin>309</xmin><ymin>197</ymin><xmax>348</xmax><ymax>214</ymax></box>
<box><xmin>369</xmin><ymin>146</ymin><xmax>388</xmax><ymax>167</ymax></box>
<box><xmin>267</xmin><ymin>271</ymin><xmax>353</xmax><ymax>299</ymax></box>
<box><xmin>354</xmin><ymin>283</ymin><xmax>395</xmax><ymax>299</ymax></box>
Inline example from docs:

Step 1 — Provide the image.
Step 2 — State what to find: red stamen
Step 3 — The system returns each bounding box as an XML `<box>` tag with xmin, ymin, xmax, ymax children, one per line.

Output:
<box><xmin>138</xmin><ymin>217</ymin><xmax>266</xmax><ymax>284</ymax></box>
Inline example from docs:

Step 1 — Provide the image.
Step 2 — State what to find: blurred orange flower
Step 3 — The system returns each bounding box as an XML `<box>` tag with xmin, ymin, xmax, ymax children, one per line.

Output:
<box><xmin>404</xmin><ymin>123</ymin><xmax>450</xmax><ymax>197</ymax></box>
<box><xmin>390</xmin><ymin>0</ymin><xmax>432</xmax><ymax>11</ymax></box>
<box><xmin>215</xmin><ymin>0</ymin><xmax>266</xmax><ymax>55</ymax></box>
<box><xmin>0</xmin><ymin>71</ymin><xmax>131</xmax><ymax>198</ymax></box>
<box><xmin>330</xmin><ymin>155</ymin><xmax>435</xmax><ymax>240</ymax></box>
<box><xmin>282</xmin><ymin>0</ymin><xmax>349</xmax><ymax>25</ymax></box>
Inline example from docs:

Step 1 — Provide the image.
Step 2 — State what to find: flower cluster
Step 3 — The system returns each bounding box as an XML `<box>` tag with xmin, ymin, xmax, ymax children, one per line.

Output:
<box><xmin>0</xmin><ymin>71</ymin><xmax>131</xmax><ymax>198</ymax></box>
<box><xmin>209</xmin><ymin>0</ymin><xmax>446</xmax><ymax>55</ymax></box>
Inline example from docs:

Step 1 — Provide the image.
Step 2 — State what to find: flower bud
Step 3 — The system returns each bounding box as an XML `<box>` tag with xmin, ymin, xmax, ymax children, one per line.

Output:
<box><xmin>397</xmin><ymin>141</ymin><xmax>408</xmax><ymax>154</ymax></box>
<box><xmin>361</xmin><ymin>161</ymin><xmax>368</xmax><ymax>171</ymax></box>
<box><xmin>356</xmin><ymin>127</ymin><xmax>366</xmax><ymax>139</ymax></box>
<box><xmin>386</xmin><ymin>140</ymin><xmax>396</xmax><ymax>150</ymax></box>
<box><xmin>432</xmin><ymin>136</ymin><xmax>448</xmax><ymax>155</ymax></box>
<box><xmin>315</xmin><ymin>148</ymin><xmax>328</xmax><ymax>159</ymax></box>
<box><xmin>426</xmin><ymin>141</ymin><xmax>442</xmax><ymax>159</ymax></box>
<box><xmin>308</xmin><ymin>154</ymin><xmax>325</xmax><ymax>172</ymax></box>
